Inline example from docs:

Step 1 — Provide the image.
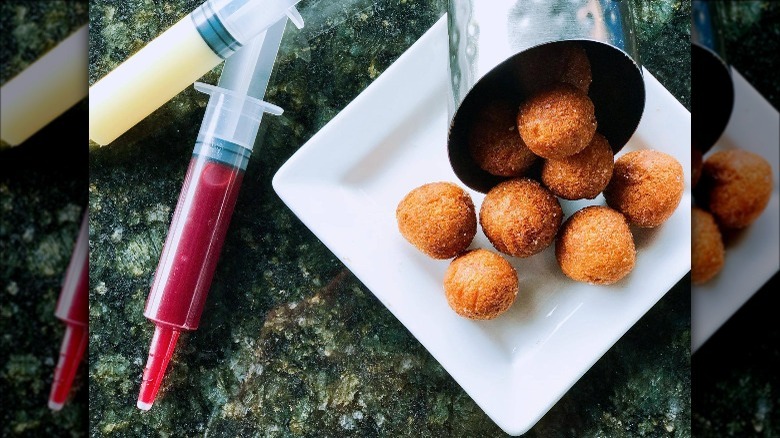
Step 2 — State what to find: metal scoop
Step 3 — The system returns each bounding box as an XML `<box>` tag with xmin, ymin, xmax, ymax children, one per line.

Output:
<box><xmin>447</xmin><ymin>0</ymin><xmax>646</xmax><ymax>193</ymax></box>
<box><xmin>691</xmin><ymin>0</ymin><xmax>734</xmax><ymax>154</ymax></box>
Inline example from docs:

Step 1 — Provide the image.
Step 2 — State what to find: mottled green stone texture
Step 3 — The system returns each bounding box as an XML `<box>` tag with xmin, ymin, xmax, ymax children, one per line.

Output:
<box><xmin>88</xmin><ymin>0</ymin><xmax>691</xmax><ymax>436</ymax></box>
<box><xmin>718</xmin><ymin>1</ymin><xmax>780</xmax><ymax>109</ymax></box>
<box><xmin>1</xmin><ymin>1</ymin><xmax>88</xmax><ymax>436</ymax></box>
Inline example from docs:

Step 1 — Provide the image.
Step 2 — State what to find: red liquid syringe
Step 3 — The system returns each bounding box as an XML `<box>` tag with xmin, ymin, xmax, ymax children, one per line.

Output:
<box><xmin>137</xmin><ymin>7</ymin><xmax>303</xmax><ymax>410</ymax></box>
<box><xmin>48</xmin><ymin>212</ymin><xmax>89</xmax><ymax>411</ymax></box>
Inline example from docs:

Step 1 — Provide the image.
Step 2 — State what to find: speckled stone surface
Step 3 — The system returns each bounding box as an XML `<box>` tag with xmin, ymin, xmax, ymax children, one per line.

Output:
<box><xmin>0</xmin><ymin>1</ymin><xmax>88</xmax><ymax>436</ymax></box>
<box><xmin>0</xmin><ymin>1</ymin><xmax>87</xmax><ymax>88</ymax></box>
<box><xmin>88</xmin><ymin>0</ymin><xmax>691</xmax><ymax>436</ymax></box>
<box><xmin>691</xmin><ymin>2</ymin><xmax>780</xmax><ymax>437</ymax></box>
<box><xmin>717</xmin><ymin>1</ymin><xmax>780</xmax><ymax>110</ymax></box>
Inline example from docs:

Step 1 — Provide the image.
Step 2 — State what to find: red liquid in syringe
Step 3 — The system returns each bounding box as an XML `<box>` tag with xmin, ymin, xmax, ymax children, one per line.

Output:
<box><xmin>49</xmin><ymin>213</ymin><xmax>89</xmax><ymax>410</ymax></box>
<box><xmin>138</xmin><ymin>154</ymin><xmax>244</xmax><ymax>410</ymax></box>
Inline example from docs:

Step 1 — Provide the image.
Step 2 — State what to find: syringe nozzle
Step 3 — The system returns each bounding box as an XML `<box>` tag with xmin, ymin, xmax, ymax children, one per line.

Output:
<box><xmin>137</xmin><ymin>325</ymin><xmax>181</xmax><ymax>410</ymax></box>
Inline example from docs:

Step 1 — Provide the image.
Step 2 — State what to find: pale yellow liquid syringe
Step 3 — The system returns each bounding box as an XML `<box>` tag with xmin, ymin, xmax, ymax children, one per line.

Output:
<box><xmin>0</xmin><ymin>25</ymin><xmax>88</xmax><ymax>147</ymax></box>
<box><xmin>88</xmin><ymin>0</ymin><xmax>300</xmax><ymax>146</ymax></box>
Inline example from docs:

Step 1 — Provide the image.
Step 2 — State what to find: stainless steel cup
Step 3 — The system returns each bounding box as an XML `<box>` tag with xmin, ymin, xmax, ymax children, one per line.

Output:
<box><xmin>691</xmin><ymin>0</ymin><xmax>734</xmax><ymax>153</ymax></box>
<box><xmin>447</xmin><ymin>0</ymin><xmax>645</xmax><ymax>193</ymax></box>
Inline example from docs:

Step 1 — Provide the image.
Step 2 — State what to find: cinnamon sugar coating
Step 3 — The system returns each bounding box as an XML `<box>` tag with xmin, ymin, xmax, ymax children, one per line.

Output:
<box><xmin>513</xmin><ymin>41</ymin><xmax>593</xmax><ymax>95</ymax></box>
<box><xmin>697</xmin><ymin>149</ymin><xmax>773</xmax><ymax>229</ymax></box>
<box><xmin>604</xmin><ymin>150</ymin><xmax>684</xmax><ymax>228</ymax></box>
<box><xmin>444</xmin><ymin>249</ymin><xmax>519</xmax><ymax>320</ymax></box>
<box><xmin>480</xmin><ymin>178</ymin><xmax>562</xmax><ymax>258</ymax></box>
<box><xmin>541</xmin><ymin>132</ymin><xmax>614</xmax><ymax>200</ymax></box>
<box><xmin>468</xmin><ymin>98</ymin><xmax>538</xmax><ymax>177</ymax></box>
<box><xmin>691</xmin><ymin>207</ymin><xmax>725</xmax><ymax>284</ymax></box>
<box><xmin>396</xmin><ymin>182</ymin><xmax>477</xmax><ymax>259</ymax></box>
<box><xmin>517</xmin><ymin>83</ymin><xmax>597</xmax><ymax>159</ymax></box>
<box><xmin>555</xmin><ymin>206</ymin><xmax>636</xmax><ymax>285</ymax></box>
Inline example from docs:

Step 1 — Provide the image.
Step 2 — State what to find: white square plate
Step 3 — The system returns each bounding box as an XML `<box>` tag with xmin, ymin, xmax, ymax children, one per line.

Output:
<box><xmin>273</xmin><ymin>17</ymin><xmax>691</xmax><ymax>435</ymax></box>
<box><xmin>691</xmin><ymin>70</ymin><xmax>780</xmax><ymax>352</ymax></box>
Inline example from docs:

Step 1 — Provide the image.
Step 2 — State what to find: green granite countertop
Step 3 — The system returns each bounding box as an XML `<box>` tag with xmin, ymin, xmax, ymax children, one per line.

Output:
<box><xmin>717</xmin><ymin>1</ymin><xmax>780</xmax><ymax>110</ymax></box>
<box><xmin>1</xmin><ymin>1</ymin><xmax>88</xmax><ymax>436</ymax></box>
<box><xmin>87</xmin><ymin>1</ymin><xmax>691</xmax><ymax>436</ymax></box>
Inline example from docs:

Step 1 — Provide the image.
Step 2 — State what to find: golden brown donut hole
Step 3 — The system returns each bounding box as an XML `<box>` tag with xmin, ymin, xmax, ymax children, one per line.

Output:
<box><xmin>444</xmin><ymin>249</ymin><xmax>519</xmax><ymax>320</ymax></box>
<box><xmin>603</xmin><ymin>150</ymin><xmax>684</xmax><ymax>228</ymax></box>
<box><xmin>468</xmin><ymin>98</ymin><xmax>538</xmax><ymax>177</ymax></box>
<box><xmin>691</xmin><ymin>207</ymin><xmax>725</xmax><ymax>284</ymax></box>
<box><xmin>396</xmin><ymin>182</ymin><xmax>477</xmax><ymax>259</ymax></box>
<box><xmin>541</xmin><ymin>132</ymin><xmax>614</xmax><ymax>200</ymax></box>
<box><xmin>556</xmin><ymin>205</ymin><xmax>636</xmax><ymax>285</ymax></box>
<box><xmin>517</xmin><ymin>83</ymin><xmax>597</xmax><ymax>160</ymax></box>
<box><xmin>480</xmin><ymin>178</ymin><xmax>562</xmax><ymax>258</ymax></box>
<box><xmin>698</xmin><ymin>149</ymin><xmax>773</xmax><ymax>229</ymax></box>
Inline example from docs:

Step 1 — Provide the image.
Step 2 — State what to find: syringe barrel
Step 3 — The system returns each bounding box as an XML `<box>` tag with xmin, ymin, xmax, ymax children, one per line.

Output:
<box><xmin>142</xmin><ymin>44</ymin><xmax>280</xmax><ymax>333</ymax></box>
<box><xmin>144</xmin><ymin>151</ymin><xmax>245</xmax><ymax>330</ymax></box>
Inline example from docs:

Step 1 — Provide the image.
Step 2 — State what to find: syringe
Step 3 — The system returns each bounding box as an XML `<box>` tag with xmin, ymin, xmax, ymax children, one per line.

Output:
<box><xmin>137</xmin><ymin>7</ymin><xmax>303</xmax><ymax>411</ymax></box>
<box><xmin>48</xmin><ymin>212</ymin><xmax>89</xmax><ymax>411</ymax></box>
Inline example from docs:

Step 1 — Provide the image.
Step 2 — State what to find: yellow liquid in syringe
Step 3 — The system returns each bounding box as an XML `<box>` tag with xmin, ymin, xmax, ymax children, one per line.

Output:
<box><xmin>89</xmin><ymin>17</ymin><xmax>221</xmax><ymax>146</ymax></box>
<box><xmin>0</xmin><ymin>26</ymin><xmax>88</xmax><ymax>147</ymax></box>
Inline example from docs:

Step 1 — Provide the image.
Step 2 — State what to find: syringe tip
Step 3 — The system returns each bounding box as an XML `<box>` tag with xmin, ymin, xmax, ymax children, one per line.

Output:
<box><xmin>48</xmin><ymin>323</ymin><xmax>88</xmax><ymax>411</ymax></box>
<box><xmin>137</xmin><ymin>325</ymin><xmax>180</xmax><ymax>410</ymax></box>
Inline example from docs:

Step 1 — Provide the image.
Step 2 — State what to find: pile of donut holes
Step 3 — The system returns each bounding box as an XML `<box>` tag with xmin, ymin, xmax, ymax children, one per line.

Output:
<box><xmin>397</xmin><ymin>42</ymin><xmax>685</xmax><ymax>320</ymax></box>
<box><xmin>691</xmin><ymin>148</ymin><xmax>773</xmax><ymax>285</ymax></box>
